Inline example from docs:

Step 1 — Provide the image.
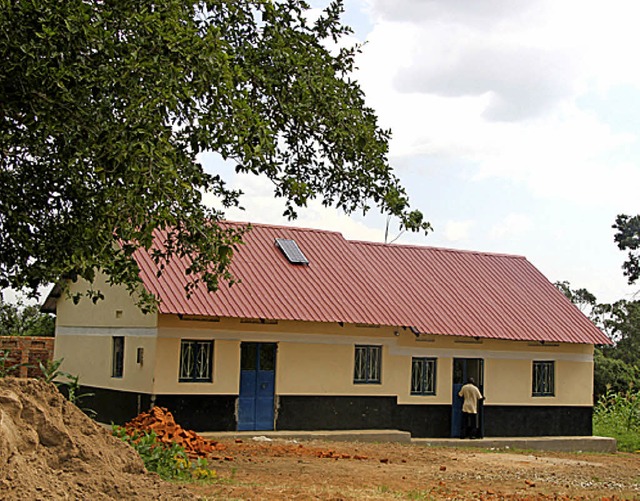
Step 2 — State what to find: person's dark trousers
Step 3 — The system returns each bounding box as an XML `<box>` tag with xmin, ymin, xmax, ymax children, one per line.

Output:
<box><xmin>461</xmin><ymin>412</ymin><xmax>481</xmax><ymax>439</ymax></box>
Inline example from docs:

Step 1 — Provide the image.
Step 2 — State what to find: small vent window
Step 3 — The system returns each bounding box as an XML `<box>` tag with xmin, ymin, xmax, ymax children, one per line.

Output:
<box><xmin>275</xmin><ymin>238</ymin><xmax>309</xmax><ymax>265</ymax></box>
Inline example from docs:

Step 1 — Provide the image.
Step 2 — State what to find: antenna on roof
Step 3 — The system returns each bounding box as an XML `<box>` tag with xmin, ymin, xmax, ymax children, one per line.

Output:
<box><xmin>384</xmin><ymin>216</ymin><xmax>405</xmax><ymax>244</ymax></box>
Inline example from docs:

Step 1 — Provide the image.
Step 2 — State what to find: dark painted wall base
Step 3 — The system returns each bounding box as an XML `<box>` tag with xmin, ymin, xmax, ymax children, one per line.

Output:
<box><xmin>484</xmin><ymin>405</ymin><xmax>592</xmax><ymax>437</ymax></box>
<box><xmin>154</xmin><ymin>394</ymin><xmax>236</xmax><ymax>431</ymax></box>
<box><xmin>80</xmin><ymin>386</ymin><xmax>237</xmax><ymax>431</ymax></box>
<box><xmin>81</xmin><ymin>387</ymin><xmax>592</xmax><ymax>437</ymax></box>
<box><xmin>75</xmin><ymin>385</ymin><xmax>152</xmax><ymax>426</ymax></box>
<box><xmin>276</xmin><ymin>396</ymin><xmax>451</xmax><ymax>438</ymax></box>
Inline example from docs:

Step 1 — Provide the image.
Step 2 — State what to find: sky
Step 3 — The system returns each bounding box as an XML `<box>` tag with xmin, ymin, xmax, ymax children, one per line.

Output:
<box><xmin>200</xmin><ymin>0</ymin><xmax>640</xmax><ymax>305</ymax></box>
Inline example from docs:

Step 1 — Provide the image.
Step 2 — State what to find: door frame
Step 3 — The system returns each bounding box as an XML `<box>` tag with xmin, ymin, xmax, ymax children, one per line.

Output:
<box><xmin>451</xmin><ymin>357</ymin><xmax>484</xmax><ymax>438</ymax></box>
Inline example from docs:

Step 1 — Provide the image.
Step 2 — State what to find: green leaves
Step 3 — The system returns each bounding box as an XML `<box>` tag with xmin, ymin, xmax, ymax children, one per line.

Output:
<box><xmin>613</xmin><ymin>214</ymin><xmax>640</xmax><ymax>285</ymax></box>
<box><xmin>1</xmin><ymin>1</ymin><xmax>429</xmax><ymax>309</ymax></box>
<box><xmin>112</xmin><ymin>426</ymin><xmax>216</xmax><ymax>481</ymax></box>
<box><xmin>0</xmin><ymin>296</ymin><xmax>54</xmax><ymax>337</ymax></box>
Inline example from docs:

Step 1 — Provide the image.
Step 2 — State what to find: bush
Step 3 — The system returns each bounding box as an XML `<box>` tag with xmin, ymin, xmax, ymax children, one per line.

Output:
<box><xmin>593</xmin><ymin>388</ymin><xmax>640</xmax><ymax>452</ymax></box>
<box><xmin>594</xmin><ymin>349</ymin><xmax>640</xmax><ymax>400</ymax></box>
<box><xmin>112</xmin><ymin>426</ymin><xmax>216</xmax><ymax>482</ymax></box>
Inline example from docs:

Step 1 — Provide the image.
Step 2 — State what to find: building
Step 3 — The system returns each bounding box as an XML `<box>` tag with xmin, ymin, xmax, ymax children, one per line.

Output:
<box><xmin>45</xmin><ymin>222</ymin><xmax>610</xmax><ymax>437</ymax></box>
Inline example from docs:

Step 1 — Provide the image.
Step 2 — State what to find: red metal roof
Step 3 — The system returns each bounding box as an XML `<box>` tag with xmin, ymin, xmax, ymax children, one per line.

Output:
<box><xmin>134</xmin><ymin>222</ymin><xmax>610</xmax><ymax>345</ymax></box>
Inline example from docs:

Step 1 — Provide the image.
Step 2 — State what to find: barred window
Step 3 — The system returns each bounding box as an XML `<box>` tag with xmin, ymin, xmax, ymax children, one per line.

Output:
<box><xmin>111</xmin><ymin>336</ymin><xmax>124</xmax><ymax>378</ymax></box>
<box><xmin>532</xmin><ymin>360</ymin><xmax>554</xmax><ymax>397</ymax></box>
<box><xmin>179</xmin><ymin>340</ymin><xmax>213</xmax><ymax>382</ymax></box>
<box><xmin>354</xmin><ymin>345</ymin><xmax>381</xmax><ymax>384</ymax></box>
<box><xmin>411</xmin><ymin>357</ymin><xmax>437</xmax><ymax>395</ymax></box>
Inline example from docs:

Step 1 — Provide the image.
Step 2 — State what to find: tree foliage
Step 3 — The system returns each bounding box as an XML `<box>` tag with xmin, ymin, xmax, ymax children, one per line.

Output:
<box><xmin>613</xmin><ymin>214</ymin><xmax>640</xmax><ymax>285</ymax></box>
<box><xmin>553</xmin><ymin>280</ymin><xmax>597</xmax><ymax>316</ymax></box>
<box><xmin>593</xmin><ymin>348</ymin><xmax>640</xmax><ymax>398</ymax></box>
<box><xmin>595</xmin><ymin>300</ymin><xmax>640</xmax><ymax>364</ymax></box>
<box><xmin>0</xmin><ymin>0</ymin><xmax>430</xmax><ymax>309</ymax></box>
<box><xmin>553</xmin><ymin>280</ymin><xmax>640</xmax><ymax>399</ymax></box>
<box><xmin>0</xmin><ymin>295</ymin><xmax>54</xmax><ymax>337</ymax></box>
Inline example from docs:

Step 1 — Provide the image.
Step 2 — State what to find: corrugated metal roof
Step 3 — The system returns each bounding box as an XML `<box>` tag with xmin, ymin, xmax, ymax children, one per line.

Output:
<box><xmin>134</xmin><ymin>221</ymin><xmax>610</xmax><ymax>345</ymax></box>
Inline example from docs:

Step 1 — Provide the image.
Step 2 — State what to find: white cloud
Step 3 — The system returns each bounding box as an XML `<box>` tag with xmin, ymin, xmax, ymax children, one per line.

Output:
<box><xmin>202</xmin><ymin>171</ymin><xmax>384</xmax><ymax>243</ymax></box>
<box><xmin>490</xmin><ymin>214</ymin><xmax>533</xmax><ymax>239</ymax></box>
<box><xmin>352</xmin><ymin>0</ymin><xmax>640</xmax><ymax>210</ymax></box>
<box><xmin>368</xmin><ymin>0</ymin><xmax>535</xmax><ymax>25</ymax></box>
<box><xmin>443</xmin><ymin>220</ymin><xmax>473</xmax><ymax>242</ymax></box>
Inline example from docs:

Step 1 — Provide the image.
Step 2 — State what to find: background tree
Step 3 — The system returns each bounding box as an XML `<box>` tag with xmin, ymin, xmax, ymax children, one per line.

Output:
<box><xmin>554</xmin><ymin>280</ymin><xmax>640</xmax><ymax>398</ymax></box>
<box><xmin>554</xmin><ymin>280</ymin><xmax>597</xmax><ymax>316</ymax></box>
<box><xmin>0</xmin><ymin>1</ymin><xmax>430</xmax><ymax>310</ymax></box>
<box><xmin>0</xmin><ymin>295</ymin><xmax>54</xmax><ymax>337</ymax></box>
<box><xmin>613</xmin><ymin>214</ymin><xmax>640</xmax><ymax>285</ymax></box>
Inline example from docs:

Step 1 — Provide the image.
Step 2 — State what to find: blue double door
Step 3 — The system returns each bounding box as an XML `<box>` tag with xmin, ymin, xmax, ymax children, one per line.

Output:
<box><xmin>451</xmin><ymin>358</ymin><xmax>484</xmax><ymax>438</ymax></box>
<box><xmin>238</xmin><ymin>342</ymin><xmax>277</xmax><ymax>431</ymax></box>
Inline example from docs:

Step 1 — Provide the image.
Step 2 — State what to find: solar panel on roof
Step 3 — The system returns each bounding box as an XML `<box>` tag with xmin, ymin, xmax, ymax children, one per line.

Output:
<box><xmin>275</xmin><ymin>238</ymin><xmax>309</xmax><ymax>265</ymax></box>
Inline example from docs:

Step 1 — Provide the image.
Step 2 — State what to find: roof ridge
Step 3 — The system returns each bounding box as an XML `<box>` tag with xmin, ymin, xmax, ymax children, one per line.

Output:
<box><xmin>222</xmin><ymin>219</ymin><xmax>347</xmax><ymax>238</ymax></box>
<box><xmin>225</xmin><ymin>219</ymin><xmax>526</xmax><ymax>259</ymax></box>
<box><xmin>347</xmin><ymin>239</ymin><xmax>527</xmax><ymax>260</ymax></box>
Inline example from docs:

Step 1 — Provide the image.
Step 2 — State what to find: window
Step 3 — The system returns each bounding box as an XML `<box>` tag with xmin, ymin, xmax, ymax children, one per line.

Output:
<box><xmin>111</xmin><ymin>336</ymin><xmax>124</xmax><ymax>378</ymax></box>
<box><xmin>532</xmin><ymin>360</ymin><xmax>554</xmax><ymax>396</ymax></box>
<box><xmin>353</xmin><ymin>345</ymin><xmax>381</xmax><ymax>384</ymax></box>
<box><xmin>179</xmin><ymin>340</ymin><xmax>213</xmax><ymax>382</ymax></box>
<box><xmin>411</xmin><ymin>357</ymin><xmax>437</xmax><ymax>395</ymax></box>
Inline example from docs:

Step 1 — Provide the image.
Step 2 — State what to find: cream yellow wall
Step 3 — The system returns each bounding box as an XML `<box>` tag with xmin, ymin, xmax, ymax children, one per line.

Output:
<box><xmin>153</xmin><ymin>336</ymin><xmax>239</xmax><ymax>395</ymax></box>
<box><xmin>486</xmin><ymin>357</ymin><xmax>593</xmax><ymax>405</ymax></box>
<box><xmin>55</xmin><ymin>273</ymin><xmax>156</xmax><ymax>328</ymax></box>
<box><xmin>153</xmin><ymin>315</ymin><xmax>595</xmax><ymax>406</ymax></box>
<box><xmin>53</xmin><ymin>272</ymin><xmax>158</xmax><ymax>392</ymax></box>
<box><xmin>53</xmin><ymin>332</ymin><xmax>157</xmax><ymax>392</ymax></box>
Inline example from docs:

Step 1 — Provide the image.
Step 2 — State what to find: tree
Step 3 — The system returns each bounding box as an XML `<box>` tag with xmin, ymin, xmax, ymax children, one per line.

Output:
<box><xmin>554</xmin><ymin>280</ymin><xmax>597</xmax><ymax>316</ymax></box>
<box><xmin>590</xmin><ymin>298</ymin><xmax>640</xmax><ymax>398</ymax></box>
<box><xmin>0</xmin><ymin>1</ymin><xmax>430</xmax><ymax>310</ymax></box>
<box><xmin>0</xmin><ymin>295</ymin><xmax>54</xmax><ymax>337</ymax></box>
<box><xmin>593</xmin><ymin>348</ymin><xmax>640</xmax><ymax>398</ymax></box>
<box><xmin>595</xmin><ymin>300</ymin><xmax>640</xmax><ymax>364</ymax></box>
<box><xmin>552</xmin><ymin>280</ymin><xmax>640</xmax><ymax>398</ymax></box>
<box><xmin>613</xmin><ymin>214</ymin><xmax>640</xmax><ymax>284</ymax></box>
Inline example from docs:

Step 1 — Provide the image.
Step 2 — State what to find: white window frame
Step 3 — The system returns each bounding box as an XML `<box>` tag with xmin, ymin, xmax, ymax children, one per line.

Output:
<box><xmin>179</xmin><ymin>340</ymin><xmax>213</xmax><ymax>383</ymax></box>
<box><xmin>411</xmin><ymin>357</ymin><xmax>437</xmax><ymax>395</ymax></box>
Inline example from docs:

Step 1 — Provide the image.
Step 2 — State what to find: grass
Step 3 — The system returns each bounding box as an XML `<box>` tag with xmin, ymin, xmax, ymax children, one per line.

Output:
<box><xmin>593</xmin><ymin>389</ymin><xmax>640</xmax><ymax>453</ymax></box>
<box><xmin>593</xmin><ymin>423</ymin><xmax>640</xmax><ymax>452</ymax></box>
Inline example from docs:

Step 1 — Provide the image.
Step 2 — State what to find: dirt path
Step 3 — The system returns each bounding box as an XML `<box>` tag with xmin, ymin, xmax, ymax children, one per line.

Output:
<box><xmin>188</xmin><ymin>438</ymin><xmax>640</xmax><ymax>500</ymax></box>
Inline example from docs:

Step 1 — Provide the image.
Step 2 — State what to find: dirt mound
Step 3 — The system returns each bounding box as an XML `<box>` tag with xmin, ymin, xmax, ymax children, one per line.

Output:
<box><xmin>124</xmin><ymin>406</ymin><xmax>226</xmax><ymax>458</ymax></box>
<box><xmin>0</xmin><ymin>377</ymin><xmax>192</xmax><ymax>500</ymax></box>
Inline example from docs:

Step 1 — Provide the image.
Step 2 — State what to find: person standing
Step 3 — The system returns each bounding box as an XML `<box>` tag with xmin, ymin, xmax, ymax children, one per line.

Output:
<box><xmin>458</xmin><ymin>377</ymin><xmax>484</xmax><ymax>439</ymax></box>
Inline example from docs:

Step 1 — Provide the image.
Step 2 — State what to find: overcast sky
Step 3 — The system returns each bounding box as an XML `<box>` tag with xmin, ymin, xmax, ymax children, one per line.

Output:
<box><xmin>210</xmin><ymin>0</ymin><xmax>640</xmax><ymax>304</ymax></box>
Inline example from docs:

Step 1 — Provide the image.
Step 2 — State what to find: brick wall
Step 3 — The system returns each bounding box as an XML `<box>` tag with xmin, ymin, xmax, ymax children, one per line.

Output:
<box><xmin>0</xmin><ymin>336</ymin><xmax>55</xmax><ymax>378</ymax></box>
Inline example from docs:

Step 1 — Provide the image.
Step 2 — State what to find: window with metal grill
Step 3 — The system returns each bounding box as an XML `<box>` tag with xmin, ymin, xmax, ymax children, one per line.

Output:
<box><xmin>411</xmin><ymin>357</ymin><xmax>437</xmax><ymax>395</ymax></box>
<box><xmin>532</xmin><ymin>360</ymin><xmax>554</xmax><ymax>397</ymax></box>
<box><xmin>353</xmin><ymin>345</ymin><xmax>381</xmax><ymax>384</ymax></box>
<box><xmin>179</xmin><ymin>340</ymin><xmax>213</xmax><ymax>382</ymax></box>
<box><xmin>111</xmin><ymin>336</ymin><xmax>124</xmax><ymax>378</ymax></box>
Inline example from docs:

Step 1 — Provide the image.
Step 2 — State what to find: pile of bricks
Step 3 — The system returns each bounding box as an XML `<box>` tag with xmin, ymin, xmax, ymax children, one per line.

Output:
<box><xmin>124</xmin><ymin>406</ymin><xmax>226</xmax><ymax>458</ymax></box>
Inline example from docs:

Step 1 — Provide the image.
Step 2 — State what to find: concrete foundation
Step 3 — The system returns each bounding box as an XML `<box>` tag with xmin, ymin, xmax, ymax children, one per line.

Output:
<box><xmin>201</xmin><ymin>430</ymin><xmax>616</xmax><ymax>453</ymax></box>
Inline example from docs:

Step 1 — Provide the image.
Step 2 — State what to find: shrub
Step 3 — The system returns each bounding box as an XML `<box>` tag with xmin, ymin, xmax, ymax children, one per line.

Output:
<box><xmin>112</xmin><ymin>426</ymin><xmax>216</xmax><ymax>482</ymax></box>
<box><xmin>593</xmin><ymin>387</ymin><xmax>640</xmax><ymax>452</ymax></box>
<box><xmin>0</xmin><ymin>349</ymin><xmax>23</xmax><ymax>377</ymax></box>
